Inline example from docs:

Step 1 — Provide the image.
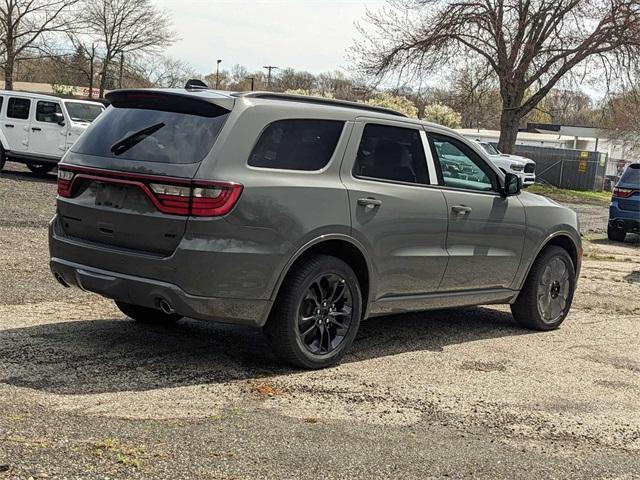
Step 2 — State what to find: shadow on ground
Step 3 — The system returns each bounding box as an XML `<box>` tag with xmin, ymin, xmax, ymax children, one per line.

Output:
<box><xmin>0</xmin><ymin>307</ymin><xmax>528</xmax><ymax>395</ymax></box>
<box><xmin>0</xmin><ymin>165</ymin><xmax>57</xmax><ymax>183</ymax></box>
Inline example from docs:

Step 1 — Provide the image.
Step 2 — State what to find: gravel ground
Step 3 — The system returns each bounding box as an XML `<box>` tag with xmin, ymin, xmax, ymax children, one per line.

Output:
<box><xmin>1</xmin><ymin>163</ymin><xmax>639</xmax><ymax>479</ymax></box>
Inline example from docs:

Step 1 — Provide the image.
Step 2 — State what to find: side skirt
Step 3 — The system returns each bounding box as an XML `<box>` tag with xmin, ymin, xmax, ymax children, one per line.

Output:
<box><xmin>368</xmin><ymin>288</ymin><xmax>519</xmax><ymax>317</ymax></box>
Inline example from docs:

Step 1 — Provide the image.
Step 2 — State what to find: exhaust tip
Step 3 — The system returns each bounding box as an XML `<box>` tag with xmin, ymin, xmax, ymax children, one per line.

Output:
<box><xmin>158</xmin><ymin>298</ymin><xmax>175</xmax><ymax>315</ymax></box>
<box><xmin>54</xmin><ymin>272</ymin><xmax>70</xmax><ymax>288</ymax></box>
<box><xmin>617</xmin><ymin>220</ymin><xmax>625</xmax><ymax>229</ymax></box>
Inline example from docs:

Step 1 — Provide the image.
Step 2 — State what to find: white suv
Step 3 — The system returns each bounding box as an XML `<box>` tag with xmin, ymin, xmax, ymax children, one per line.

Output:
<box><xmin>473</xmin><ymin>140</ymin><xmax>536</xmax><ymax>187</ymax></box>
<box><xmin>0</xmin><ymin>90</ymin><xmax>104</xmax><ymax>174</ymax></box>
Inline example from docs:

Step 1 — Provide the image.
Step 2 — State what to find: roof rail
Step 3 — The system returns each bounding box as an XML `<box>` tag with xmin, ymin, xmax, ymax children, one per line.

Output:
<box><xmin>185</xmin><ymin>79</ymin><xmax>208</xmax><ymax>90</ymax></box>
<box><xmin>233</xmin><ymin>91</ymin><xmax>406</xmax><ymax>117</ymax></box>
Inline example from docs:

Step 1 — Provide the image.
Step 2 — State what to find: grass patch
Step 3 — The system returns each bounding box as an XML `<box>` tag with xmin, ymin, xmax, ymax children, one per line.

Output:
<box><xmin>94</xmin><ymin>438</ymin><xmax>142</xmax><ymax>469</ymax></box>
<box><xmin>528</xmin><ymin>184</ymin><xmax>611</xmax><ymax>205</ymax></box>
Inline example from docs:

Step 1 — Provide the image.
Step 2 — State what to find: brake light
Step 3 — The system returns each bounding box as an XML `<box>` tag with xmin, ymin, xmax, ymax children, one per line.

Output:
<box><xmin>57</xmin><ymin>166</ymin><xmax>243</xmax><ymax>217</ymax></box>
<box><xmin>613</xmin><ymin>187</ymin><xmax>637</xmax><ymax>199</ymax></box>
<box><xmin>191</xmin><ymin>184</ymin><xmax>243</xmax><ymax>217</ymax></box>
<box><xmin>57</xmin><ymin>169</ymin><xmax>74</xmax><ymax>197</ymax></box>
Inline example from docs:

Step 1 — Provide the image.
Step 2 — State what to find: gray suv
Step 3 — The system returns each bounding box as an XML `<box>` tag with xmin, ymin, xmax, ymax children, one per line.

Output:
<box><xmin>49</xmin><ymin>88</ymin><xmax>582</xmax><ymax>369</ymax></box>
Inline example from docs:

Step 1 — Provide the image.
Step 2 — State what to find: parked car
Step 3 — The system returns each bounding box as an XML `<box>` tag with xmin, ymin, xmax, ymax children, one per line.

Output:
<box><xmin>608</xmin><ymin>163</ymin><xmax>640</xmax><ymax>242</ymax></box>
<box><xmin>49</xmin><ymin>88</ymin><xmax>582</xmax><ymax>369</ymax></box>
<box><xmin>471</xmin><ymin>140</ymin><xmax>536</xmax><ymax>187</ymax></box>
<box><xmin>0</xmin><ymin>90</ymin><xmax>105</xmax><ymax>174</ymax></box>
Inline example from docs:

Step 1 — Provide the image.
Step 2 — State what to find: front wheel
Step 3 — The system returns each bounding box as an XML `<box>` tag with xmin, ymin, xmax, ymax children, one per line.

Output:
<box><xmin>115</xmin><ymin>301</ymin><xmax>182</xmax><ymax>324</ymax></box>
<box><xmin>264</xmin><ymin>255</ymin><xmax>362</xmax><ymax>369</ymax></box>
<box><xmin>0</xmin><ymin>147</ymin><xmax>6</xmax><ymax>171</ymax></box>
<box><xmin>511</xmin><ymin>246</ymin><xmax>576</xmax><ymax>331</ymax></box>
<box><xmin>27</xmin><ymin>163</ymin><xmax>55</xmax><ymax>175</ymax></box>
<box><xmin>607</xmin><ymin>224</ymin><xmax>626</xmax><ymax>242</ymax></box>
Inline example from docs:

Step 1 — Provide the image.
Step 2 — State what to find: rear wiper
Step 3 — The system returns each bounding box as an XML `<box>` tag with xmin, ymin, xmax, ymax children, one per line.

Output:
<box><xmin>110</xmin><ymin>122</ymin><xmax>165</xmax><ymax>156</ymax></box>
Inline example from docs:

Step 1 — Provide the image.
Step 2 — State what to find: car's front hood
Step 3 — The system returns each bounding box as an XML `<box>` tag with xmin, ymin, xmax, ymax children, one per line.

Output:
<box><xmin>493</xmin><ymin>153</ymin><xmax>534</xmax><ymax>164</ymax></box>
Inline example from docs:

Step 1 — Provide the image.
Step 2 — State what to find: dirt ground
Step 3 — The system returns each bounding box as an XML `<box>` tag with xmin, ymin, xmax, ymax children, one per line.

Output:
<box><xmin>0</xmin><ymin>164</ymin><xmax>638</xmax><ymax>479</ymax></box>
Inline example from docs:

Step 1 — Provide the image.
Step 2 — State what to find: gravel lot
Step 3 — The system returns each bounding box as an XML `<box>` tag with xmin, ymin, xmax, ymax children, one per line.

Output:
<box><xmin>1</xmin><ymin>164</ymin><xmax>639</xmax><ymax>479</ymax></box>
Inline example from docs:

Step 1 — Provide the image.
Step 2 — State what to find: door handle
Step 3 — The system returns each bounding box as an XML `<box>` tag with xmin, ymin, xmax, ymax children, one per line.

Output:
<box><xmin>451</xmin><ymin>205</ymin><xmax>472</xmax><ymax>215</ymax></box>
<box><xmin>31</xmin><ymin>127</ymin><xmax>42</xmax><ymax>132</ymax></box>
<box><xmin>357</xmin><ymin>197</ymin><xmax>382</xmax><ymax>208</ymax></box>
<box><xmin>5</xmin><ymin>124</ymin><xmax>14</xmax><ymax>128</ymax></box>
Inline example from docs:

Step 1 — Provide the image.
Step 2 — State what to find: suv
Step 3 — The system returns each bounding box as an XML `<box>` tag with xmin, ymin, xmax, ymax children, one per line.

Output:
<box><xmin>49</xmin><ymin>88</ymin><xmax>582</xmax><ymax>369</ymax></box>
<box><xmin>0</xmin><ymin>90</ymin><xmax>104</xmax><ymax>174</ymax></box>
<box><xmin>608</xmin><ymin>163</ymin><xmax>639</xmax><ymax>242</ymax></box>
<box><xmin>472</xmin><ymin>140</ymin><xmax>536</xmax><ymax>187</ymax></box>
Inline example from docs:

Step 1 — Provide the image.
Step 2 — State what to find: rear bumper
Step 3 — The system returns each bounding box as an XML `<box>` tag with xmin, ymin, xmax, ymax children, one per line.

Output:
<box><xmin>50</xmin><ymin>257</ymin><xmax>272</xmax><ymax>327</ymax></box>
<box><xmin>609</xmin><ymin>203</ymin><xmax>640</xmax><ymax>232</ymax></box>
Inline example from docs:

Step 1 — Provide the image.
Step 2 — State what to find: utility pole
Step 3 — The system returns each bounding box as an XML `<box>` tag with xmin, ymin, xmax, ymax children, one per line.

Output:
<box><xmin>215</xmin><ymin>59</ymin><xmax>222</xmax><ymax>89</ymax></box>
<box><xmin>246</xmin><ymin>76</ymin><xmax>255</xmax><ymax>91</ymax></box>
<box><xmin>263</xmin><ymin>65</ymin><xmax>278</xmax><ymax>90</ymax></box>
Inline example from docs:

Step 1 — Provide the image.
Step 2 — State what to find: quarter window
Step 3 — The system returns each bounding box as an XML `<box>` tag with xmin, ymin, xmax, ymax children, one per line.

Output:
<box><xmin>248</xmin><ymin>119</ymin><xmax>344</xmax><ymax>171</ymax></box>
<box><xmin>36</xmin><ymin>101</ymin><xmax>62</xmax><ymax>123</ymax></box>
<box><xmin>353</xmin><ymin>123</ymin><xmax>429</xmax><ymax>185</ymax></box>
<box><xmin>430</xmin><ymin>135</ymin><xmax>495</xmax><ymax>192</ymax></box>
<box><xmin>7</xmin><ymin>98</ymin><xmax>31</xmax><ymax>119</ymax></box>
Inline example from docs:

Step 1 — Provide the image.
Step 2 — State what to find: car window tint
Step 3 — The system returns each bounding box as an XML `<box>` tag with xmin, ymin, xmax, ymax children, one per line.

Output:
<box><xmin>621</xmin><ymin>164</ymin><xmax>640</xmax><ymax>185</ymax></box>
<box><xmin>353</xmin><ymin>123</ymin><xmax>429</xmax><ymax>185</ymax></box>
<box><xmin>36</xmin><ymin>101</ymin><xmax>62</xmax><ymax>123</ymax></box>
<box><xmin>430</xmin><ymin>135</ymin><xmax>494</xmax><ymax>192</ymax></box>
<box><xmin>248</xmin><ymin>119</ymin><xmax>344</xmax><ymax>171</ymax></box>
<box><xmin>7</xmin><ymin>97</ymin><xmax>31</xmax><ymax>119</ymax></box>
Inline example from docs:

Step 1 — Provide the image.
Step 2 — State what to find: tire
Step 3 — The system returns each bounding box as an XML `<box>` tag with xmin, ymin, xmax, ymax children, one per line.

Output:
<box><xmin>607</xmin><ymin>224</ymin><xmax>626</xmax><ymax>242</ymax></box>
<box><xmin>27</xmin><ymin>163</ymin><xmax>55</xmax><ymax>175</ymax></box>
<box><xmin>0</xmin><ymin>147</ymin><xmax>6</xmax><ymax>172</ymax></box>
<box><xmin>115</xmin><ymin>301</ymin><xmax>182</xmax><ymax>324</ymax></box>
<box><xmin>264</xmin><ymin>254</ymin><xmax>363</xmax><ymax>369</ymax></box>
<box><xmin>511</xmin><ymin>246</ymin><xmax>576</xmax><ymax>331</ymax></box>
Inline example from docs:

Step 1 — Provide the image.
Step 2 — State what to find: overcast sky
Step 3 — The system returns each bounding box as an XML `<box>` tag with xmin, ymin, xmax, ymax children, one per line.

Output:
<box><xmin>155</xmin><ymin>0</ymin><xmax>386</xmax><ymax>76</ymax></box>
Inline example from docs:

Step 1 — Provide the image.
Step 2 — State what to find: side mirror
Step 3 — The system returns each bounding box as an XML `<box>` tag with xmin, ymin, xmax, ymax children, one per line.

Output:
<box><xmin>55</xmin><ymin>112</ymin><xmax>65</xmax><ymax>126</ymax></box>
<box><xmin>502</xmin><ymin>173</ymin><xmax>521</xmax><ymax>196</ymax></box>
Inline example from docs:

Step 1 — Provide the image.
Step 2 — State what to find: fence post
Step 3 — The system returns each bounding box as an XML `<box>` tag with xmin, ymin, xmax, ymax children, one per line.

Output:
<box><xmin>559</xmin><ymin>158</ymin><xmax>564</xmax><ymax>188</ymax></box>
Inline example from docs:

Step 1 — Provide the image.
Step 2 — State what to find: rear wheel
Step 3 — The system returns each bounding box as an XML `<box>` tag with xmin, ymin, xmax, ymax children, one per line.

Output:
<box><xmin>264</xmin><ymin>254</ymin><xmax>362</xmax><ymax>369</ymax></box>
<box><xmin>607</xmin><ymin>224</ymin><xmax>626</xmax><ymax>242</ymax></box>
<box><xmin>511</xmin><ymin>246</ymin><xmax>576</xmax><ymax>331</ymax></box>
<box><xmin>115</xmin><ymin>301</ymin><xmax>182</xmax><ymax>324</ymax></box>
<box><xmin>27</xmin><ymin>162</ymin><xmax>55</xmax><ymax>175</ymax></box>
<box><xmin>0</xmin><ymin>147</ymin><xmax>6</xmax><ymax>171</ymax></box>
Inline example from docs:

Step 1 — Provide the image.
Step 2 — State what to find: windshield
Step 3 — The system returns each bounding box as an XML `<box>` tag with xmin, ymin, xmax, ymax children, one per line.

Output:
<box><xmin>479</xmin><ymin>142</ymin><xmax>500</xmax><ymax>155</ymax></box>
<box><xmin>64</xmin><ymin>102</ymin><xmax>104</xmax><ymax>123</ymax></box>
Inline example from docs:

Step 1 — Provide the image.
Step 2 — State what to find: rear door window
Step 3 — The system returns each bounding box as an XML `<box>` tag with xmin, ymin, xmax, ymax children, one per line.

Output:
<box><xmin>248</xmin><ymin>119</ymin><xmax>344</xmax><ymax>171</ymax></box>
<box><xmin>71</xmin><ymin>97</ymin><xmax>229</xmax><ymax>164</ymax></box>
<box><xmin>7</xmin><ymin>97</ymin><xmax>31</xmax><ymax>119</ymax></box>
<box><xmin>352</xmin><ymin>123</ymin><xmax>430</xmax><ymax>185</ymax></box>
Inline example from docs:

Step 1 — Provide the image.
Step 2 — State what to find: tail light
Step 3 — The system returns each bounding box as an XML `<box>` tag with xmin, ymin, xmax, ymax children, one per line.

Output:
<box><xmin>57</xmin><ymin>166</ymin><xmax>242</xmax><ymax>217</ymax></box>
<box><xmin>57</xmin><ymin>169</ymin><xmax>74</xmax><ymax>197</ymax></box>
<box><xmin>613</xmin><ymin>187</ymin><xmax>637</xmax><ymax>199</ymax></box>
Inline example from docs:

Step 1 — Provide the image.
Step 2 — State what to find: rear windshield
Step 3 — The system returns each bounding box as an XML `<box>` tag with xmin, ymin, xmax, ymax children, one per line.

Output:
<box><xmin>621</xmin><ymin>164</ymin><xmax>640</xmax><ymax>185</ymax></box>
<box><xmin>71</xmin><ymin>104</ymin><xmax>229</xmax><ymax>164</ymax></box>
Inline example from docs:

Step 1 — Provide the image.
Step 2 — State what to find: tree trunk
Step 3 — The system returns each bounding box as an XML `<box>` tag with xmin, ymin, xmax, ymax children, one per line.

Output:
<box><xmin>98</xmin><ymin>61</ymin><xmax>109</xmax><ymax>98</ymax></box>
<box><xmin>497</xmin><ymin>108</ymin><xmax>521</xmax><ymax>153</ymax></box>
<box><xmin>88</xmin><ymin>60</ymin><xmax>94</xmax><ymax>98</ymax></box>
<box><xmin>4</xmin><ymin>50</ymin><xmax>15</xmax><ymax>90</ymax></box>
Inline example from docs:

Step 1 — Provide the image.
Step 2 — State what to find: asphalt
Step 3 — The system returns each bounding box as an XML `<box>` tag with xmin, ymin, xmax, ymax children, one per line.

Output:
<box><xmin>1</xmin><ymin>163</ymin><xmax>638</xmax><ymax>479</ymax></box>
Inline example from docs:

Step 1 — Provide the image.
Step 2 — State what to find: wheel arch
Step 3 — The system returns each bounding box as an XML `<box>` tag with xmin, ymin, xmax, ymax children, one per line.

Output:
<box><xmin>517</xmin><ymin>231</ymin><xmax>581</xmax><ymax>291</ymax></box>
<box><xmin>268</xmin><ymin>235</ymin><xmax>375</xmax><ymax>319</ymax></box>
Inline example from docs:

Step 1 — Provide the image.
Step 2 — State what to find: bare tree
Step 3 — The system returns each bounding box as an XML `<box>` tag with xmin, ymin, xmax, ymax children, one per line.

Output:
<box><xmin>0</xmin><ymin>0</ymin><xmax>80</xmax><ymax>89</ymax></box>
<box><xmin>353</xmin><ymin>0</ymin><xmax>640</xmax><ymax>152</ymax></box>
<box><xmin>83</xmin><ymin>0</ymin><xmax>175</xmax><ymax>97</ymax></box>
<box><xmin>135</xmin><ymin>55</ymin><xmax>196</xmax><ymax>88</ymax></box>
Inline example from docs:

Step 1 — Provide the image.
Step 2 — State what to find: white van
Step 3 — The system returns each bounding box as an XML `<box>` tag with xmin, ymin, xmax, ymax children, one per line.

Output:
<box><xmin>0</xmin><ymin>90</ymin><xmax>104</xmax><ymax>174</ymax></box>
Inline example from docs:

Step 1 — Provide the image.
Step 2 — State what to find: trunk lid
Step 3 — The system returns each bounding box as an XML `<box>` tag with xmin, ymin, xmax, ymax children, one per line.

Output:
<box><xmin>56</xmin><ymin>90</ymin><xmax>233</xmax><ymax>255</ymax></box>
